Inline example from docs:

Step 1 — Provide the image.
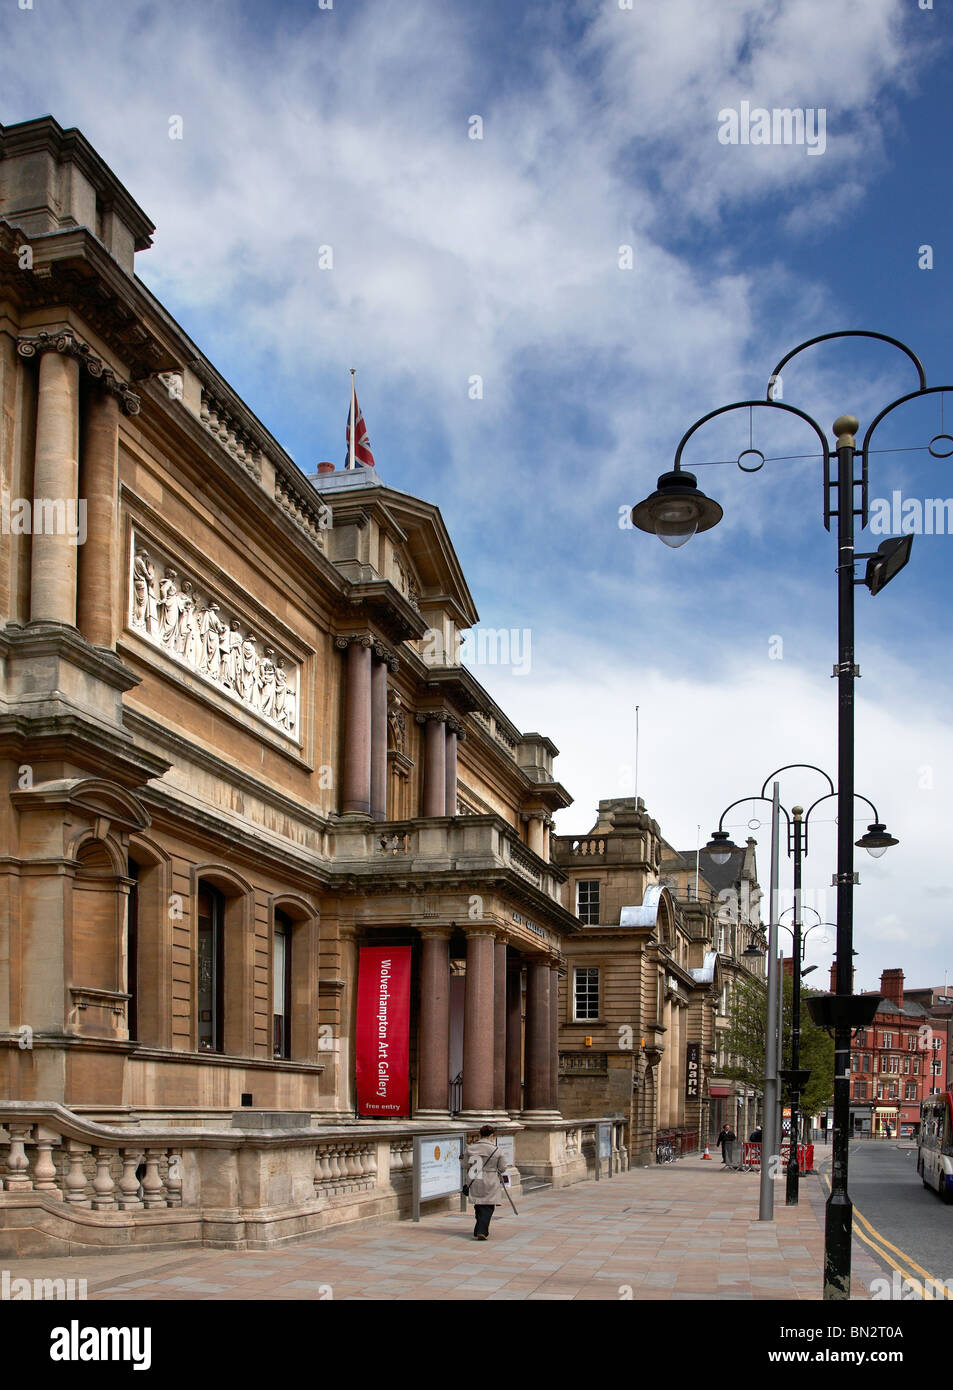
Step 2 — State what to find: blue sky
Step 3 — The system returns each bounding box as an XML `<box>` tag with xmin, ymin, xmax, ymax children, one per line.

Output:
<box><xmin>3</xmin><ymin>0</ymin><xmax>952</xmax><ymax>992</ymax></box>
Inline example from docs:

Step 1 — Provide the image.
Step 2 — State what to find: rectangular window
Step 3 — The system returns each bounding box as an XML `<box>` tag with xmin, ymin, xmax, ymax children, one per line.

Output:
<box><xmin>273</xmin><ymin>911</ymin><xmax>292</xmax><ymax>1060</ymax></box>
<box><xmin>933</xmin><ymin>1060</ymin><xmax>942</xmax><ymax>1076</ymax></box>
<box><xmin>126</xmin><ymin>859</ymin><xmax>140</xmax><ymax>1043</ymax></box>
<box><xmin>889</xmin><ymin>1056</ymin><xmax>899</xmax><ymax>1074</ymax></box>
<box><xmin>576</xmin><ymin>881</ymin><xmax>600</xmax><ymax>926</ymax></box>
<box><xmin>197</xmin><ymin>887</ymin><xmax>225</xmax><ymax>1053</ymax></box>
<box><xmin>914</xmin><ymin>1059</ymin><xmax>920</xmax><ymax>1075</ymax></box>
<box><xmin>573</xmin><ymin>967</ymin><xmax>600</xmax><ymax>1021</ymax></box>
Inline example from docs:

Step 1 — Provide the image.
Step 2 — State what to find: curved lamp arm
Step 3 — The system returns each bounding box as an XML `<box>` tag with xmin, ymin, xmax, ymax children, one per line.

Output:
<box><xmin>759</xmin><ymin>763</ymin><xmax>835</xmax><ymax>801</ymax></box>
<box><xmin>671</xmin><ymin>399</ymin><xmax>829</xmax><ymax>474</ymax></box>
<box><xmin>861</xmin><ymin>383</ymin><xmax>953</xmax><ymax>461</ymax></box>
<box><xmin>767</xmin><ymin>331</ymin><xmax>926</xmax><ymax>399</ymax></box>
<box><xmin>802</xmin><ymin>790</ymin><xmax>881</xmax><ymax>827</ymax></box>
<box><xmin>715</xmin><ymin>794</ymin><xmax>792</xmax><ymax>838</ymax></box>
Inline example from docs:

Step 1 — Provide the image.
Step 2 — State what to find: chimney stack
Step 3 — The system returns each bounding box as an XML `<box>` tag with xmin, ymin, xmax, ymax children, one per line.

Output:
<box><xmin>880</xmin><ymin>968</ymin><xmax>904</xmax><ymax>1010</ymax></box>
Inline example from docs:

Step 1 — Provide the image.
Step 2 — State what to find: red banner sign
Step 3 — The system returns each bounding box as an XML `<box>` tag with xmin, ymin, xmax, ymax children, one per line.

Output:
<box><xmin>355</xmin><ymin>945</ymin><xmax>412</xmax><ymax>1117</ymax></box>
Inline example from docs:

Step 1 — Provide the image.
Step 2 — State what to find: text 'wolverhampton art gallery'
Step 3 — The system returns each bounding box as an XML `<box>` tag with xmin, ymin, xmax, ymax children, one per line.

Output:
<box><xmin>0</xmin><ymin>116</ymin><xmax>650</xmax><ymax>1255</ymax></box>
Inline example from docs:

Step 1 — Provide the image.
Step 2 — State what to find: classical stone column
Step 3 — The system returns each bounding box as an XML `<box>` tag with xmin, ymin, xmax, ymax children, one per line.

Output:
<box><xmin>669</xmin><ymin>1000</ymin><xmax>675</xmax><ymax>1128</ymax></box>
<box><xmin>341</xmin><ymin>638</ymin><xmax>372</xmax><ymax>815</ymax></box>
<box><xmin>527</xmin><ymin>814</ymin><xmax>544</xmax><ymax>857</ymax></box>
<box><xmin>493</xmin><ymin>938</ymin><xmax>507</xmax><ymax>1113</ymax></box>
<box><xmin>370</xmin><ymin>655</ymin><xmax>388</xmax><ymax>821</ymax></box>
<box><xmin>421</xmin><ymin>715</ymin><xmax>447</xmax><ymax>817</ymax></box>
<box><xmin>30</xmin><ymin>349</ymin><xmax>80</xmax><ymax>624</ymax></box>
<box><xmin>549</xmin><ymin>963</ymin><xmax>561</xmax><ymax>1112</ymax></box>
<box><xmin>523</xmin><ymin>957</ymin><xmax>558</xmax><ymax>1116</ymax></box>
<box><xmin>673</xmin><ymin>1005</ymin><xmax>684</xmax><ymax>1128</ymax></box>
<box><xmin>542</xmin><ymin>820</ymin><xmax>551</xmax><ymax>861</ymax></box>
<box><xmin>505</xmin><ymin>962</ymin><xmax>523</xmax><ymax>1113</ymax></box>
<box><xmin>417</xmin><ymin>930</ymin><xmax>451</xmax><ymax>1117</ymax></box>
<box><xmin>460</xmin><ymin>929</ymin><xmax>495</xmax><ymax>1116</ymax></box>
<box><xmin>445</xmin><ymin>724</ymin><xmax>458</xmax><ymax>816</ymax></box>
<box><xmin>77</xmin><ymin>387</ymin><xmax>119</xmax><ymax>647</ymax></box>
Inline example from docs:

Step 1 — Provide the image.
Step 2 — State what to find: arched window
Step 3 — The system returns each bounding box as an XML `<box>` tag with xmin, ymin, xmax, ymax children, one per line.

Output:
<box><xmin>197</xmin><ymin>883</ymin><xmax>225</xmax><ymax>1053</ymax></box>
<box><xmin>273</xmin><ymin>910</ymin><xmax>293</xmax><ymax>1059</ymax></box>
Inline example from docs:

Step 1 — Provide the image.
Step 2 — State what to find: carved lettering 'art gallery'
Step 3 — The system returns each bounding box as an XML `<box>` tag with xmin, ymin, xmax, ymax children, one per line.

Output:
<box><xmin>0</xmin><ymin>116</ymin><xmax>609</xmax><ymax>1253</ymax></box>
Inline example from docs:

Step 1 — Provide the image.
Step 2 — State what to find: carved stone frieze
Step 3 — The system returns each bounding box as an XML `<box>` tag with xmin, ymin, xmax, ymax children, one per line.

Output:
<box><xmin>129</xmin><ymin>535</ymin><xmax>299</xmax><ymax>738</ymax></box>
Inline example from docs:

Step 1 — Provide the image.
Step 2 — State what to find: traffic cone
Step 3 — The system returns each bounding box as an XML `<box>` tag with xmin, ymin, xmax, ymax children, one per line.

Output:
<box><xmin>701</xmin><ymin>1145</ymin><xmax>711</xmax><ymax>1160</ymax></box>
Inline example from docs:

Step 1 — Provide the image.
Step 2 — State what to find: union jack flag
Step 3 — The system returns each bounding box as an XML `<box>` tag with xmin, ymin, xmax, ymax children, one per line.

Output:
<box><xmin>345</xmin><ymin>390</ymin><xmax>376</xmax><ymax>469</ymax></box>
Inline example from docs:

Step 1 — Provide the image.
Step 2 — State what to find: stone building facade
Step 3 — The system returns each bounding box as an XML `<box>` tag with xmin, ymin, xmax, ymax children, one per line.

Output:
<box><xmin>0</xmin><ymin>117</ymin><xmax>623</xmax><ymax>1253</ymax></box>
<box><xmin>659</xmin><ymin>837</ymin><xmax>766</xmax><ymax>1141</ymax></box>
<box><xmin>552</xmin><ymin>798</ymin><xmax>763</xmax><ymax>1165</ymax></box>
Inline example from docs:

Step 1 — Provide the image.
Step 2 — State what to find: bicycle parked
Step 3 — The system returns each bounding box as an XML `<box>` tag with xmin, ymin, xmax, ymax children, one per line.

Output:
<box><xmin>656</xmin><ymin>1140</ymin><xmax>676</xmax><ymax>1164</ymax></box>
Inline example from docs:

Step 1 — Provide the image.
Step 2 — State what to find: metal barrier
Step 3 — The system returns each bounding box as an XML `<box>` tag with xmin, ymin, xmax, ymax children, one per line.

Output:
<box><xmin>739</xmin><ymin>1142</ymin><xmax>815</xmax><ymax>1172</ymax></box>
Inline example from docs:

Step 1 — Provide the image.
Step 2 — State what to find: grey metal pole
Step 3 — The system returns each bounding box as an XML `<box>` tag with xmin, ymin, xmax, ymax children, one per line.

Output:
<box><xmin>759</xmin><ymin>781</ymin><xmax>781</xmax><ymax>1221</ymax></box>
<box><xmin>778</xmin><ymin>943</ymin><xmax>785</xmax><ymax>1151</ymax></box>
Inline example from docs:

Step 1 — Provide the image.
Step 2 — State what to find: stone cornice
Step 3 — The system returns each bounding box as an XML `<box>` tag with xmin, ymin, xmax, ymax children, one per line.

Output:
<box><xmin>342</xmin><ymin>580</ymin><xmax>429</xmax><ymax>644</ymax></box>
<box><xmin>0</xmin><ymin>621</ymin><xmax>141</xmax><ymax>692</ymax></box>
<box><xmin>0</xmin><ymin>226</ymin><xmax>177</xmax><ymax>379</ymax></box>
<box><xmin>17</xmin><ymin>329</ymin><xmax>141</xmax><ymax>414</ymax></box>
<box><xmin>121</xmin><ymin>708</ymin><xmax>328</xmax><ymax>833</ymax></box>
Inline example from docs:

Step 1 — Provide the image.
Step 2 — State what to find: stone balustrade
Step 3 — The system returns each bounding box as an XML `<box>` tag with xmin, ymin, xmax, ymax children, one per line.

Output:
<box><xmin>200</xmin><ymin>390</ymin><xmax>264</xmax><ymax>482</ymax></box>
<box><xmin>331</xmin><ymin>815</ymin><xmax>564</xmax><ymax>907</ymax></box>
<box><xmin>0</xmin><ymin>1104</ymin><xmax>622</xmax><ymax>1254</ymax></box>
<box><xmin>0</xmin><ymin>1119</ymin><xmax>184</xmax><ymax>1211</ymax></box>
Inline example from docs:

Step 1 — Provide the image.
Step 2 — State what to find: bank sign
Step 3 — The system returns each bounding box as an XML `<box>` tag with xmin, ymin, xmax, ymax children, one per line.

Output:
<box><xmin>685</xmin><ymin>1042</ymin><xmax>700</xmax><ymax>1100</ymax></box>
<box><xmin>356</xmin><ymin>946</ymin><xmax>411</xmax><ymax>1117</ymax></box>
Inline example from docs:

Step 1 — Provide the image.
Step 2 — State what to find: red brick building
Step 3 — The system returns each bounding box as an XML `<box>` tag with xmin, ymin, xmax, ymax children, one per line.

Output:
<box><xmin>842</xmin><ymin>968</ymin><xmax>950</xmax><ymax>1138</ymax></box>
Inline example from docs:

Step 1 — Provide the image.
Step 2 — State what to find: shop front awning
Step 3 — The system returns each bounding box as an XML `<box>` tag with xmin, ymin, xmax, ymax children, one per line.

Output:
<box><xmin>709</xmin><ymin>1086</ymin><xmax>731</xmax><ymax>1097</ymax></box>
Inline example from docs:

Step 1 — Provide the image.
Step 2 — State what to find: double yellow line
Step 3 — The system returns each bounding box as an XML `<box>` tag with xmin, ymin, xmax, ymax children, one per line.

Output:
<box><xmin>819</xmin><ymin>1170</ymin><xmax>951</xmax><ymax>1300</ymax></box>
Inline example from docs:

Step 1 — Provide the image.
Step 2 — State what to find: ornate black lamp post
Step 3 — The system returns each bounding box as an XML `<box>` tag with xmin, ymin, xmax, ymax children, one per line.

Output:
<box><xmin>634</xmin><ymin>331</ymin><xmax>948</xmax><ymax>1298</ymax></box>
<box><xmin>704</xmin><ymin>764</ymin><xmax>896</xmax><ymax>1210</ymax></box>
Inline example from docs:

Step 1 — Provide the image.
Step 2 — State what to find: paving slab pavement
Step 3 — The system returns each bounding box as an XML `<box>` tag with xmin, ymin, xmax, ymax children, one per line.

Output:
<box><xmin>4</xmin><ymin>1146</ymin><xmax>886</xmax><ymax>1302</ymax></box>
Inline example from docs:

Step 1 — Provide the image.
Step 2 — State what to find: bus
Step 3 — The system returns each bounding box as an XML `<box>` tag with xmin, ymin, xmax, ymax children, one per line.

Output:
<box><xmin>917</xmin><ymin>1091</ymin><xmax>953</xmax><ymax>1203</ymax></box>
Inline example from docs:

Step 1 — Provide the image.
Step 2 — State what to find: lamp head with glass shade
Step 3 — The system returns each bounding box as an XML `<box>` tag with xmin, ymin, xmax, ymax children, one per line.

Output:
<box><xmin>855</xmin><ymin>822</ymin><xmax>899</xmax><ymax>859</ymax></box>
<box><xmin>703</xmin><ymin>829</ymin><xmax>739</xmax><ymax>866</ymax></box>
<box><xmin>631</xmin><ymin>470</ymin><xmax>723</xmax><ymax>548</ymax></box>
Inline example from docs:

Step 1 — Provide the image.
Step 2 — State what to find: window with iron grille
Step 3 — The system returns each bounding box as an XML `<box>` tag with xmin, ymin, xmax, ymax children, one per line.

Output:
<box><xmin>573</xmin><ymin>967</ymin><xmax>600</xmax><ymax>1020</ymax></box>
<box><xmin>576</xmin><ymin>880</ymin><xmax>600</xmax><ymax>925</ymax></box>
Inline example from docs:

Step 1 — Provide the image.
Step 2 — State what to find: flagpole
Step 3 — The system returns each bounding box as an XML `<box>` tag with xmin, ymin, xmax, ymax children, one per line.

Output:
<box><xmin>349</xmin><ymin>368</ymin><xmax>356</xmax><ymax>471</ymax></box>
<box><xmin>634</xmin><ymin>705</ymin><xmax>639</xmax><ymax>804</ymax></box>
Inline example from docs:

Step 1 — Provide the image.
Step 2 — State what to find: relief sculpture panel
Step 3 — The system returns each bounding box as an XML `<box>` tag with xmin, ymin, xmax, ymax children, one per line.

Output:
<box><xmin>129</xmin><ymin>536</ymin><xmax>299</xmax><ymax>738</ymax></box>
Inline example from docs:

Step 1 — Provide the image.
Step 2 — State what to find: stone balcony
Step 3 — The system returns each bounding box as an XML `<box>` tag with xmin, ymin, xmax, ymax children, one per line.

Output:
<box><xmin>328</xmin><ymin>814</ymin><xmax>566</xmax><ymax>908</ymax></box>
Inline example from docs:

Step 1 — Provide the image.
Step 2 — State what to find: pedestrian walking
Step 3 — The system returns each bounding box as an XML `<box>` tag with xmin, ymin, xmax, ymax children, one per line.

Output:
<box><xmin>748</xmin><ymin>1126</ymin><xmax>762</xmax><ymax>1144</ymax></box>
<box><xmin>465</xmin><ymin>1124</ymin><xmax>510</xmax><ymax>1240</ymax></box>
<box><xmin>717</xmin><ymin>1122</ymin><xmax>737</xmax><ymax>1167</ymax></box>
